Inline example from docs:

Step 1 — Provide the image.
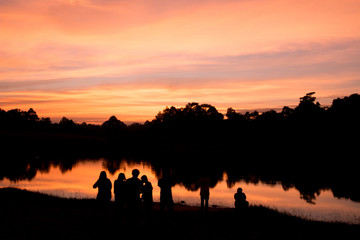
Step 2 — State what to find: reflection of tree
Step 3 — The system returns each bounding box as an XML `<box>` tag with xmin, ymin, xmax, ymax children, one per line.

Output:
<box><xmin>1</xmin><ymin>153</ymin><xmax>359</xmax><ymax>205</ymax></box>
<box><xmin>224</xmin><ymin>159</ymin><xmax>360</xmax><ymax>204</ymax></box>
<box><xmin>102</xmin><ymin>158</ymin><xmax>123</xmax><ymax>175</ymax></box>
<box><xmin>0</xmin><ymin>158</ymin><xmax>38</xmax><ymax>182</ymax></box>
<box><xmin>58</xmin><ymin>161</ymin><xmax>76</xmax><ymax>173</ymax></box>
<box><xmin>0</xmin><ymin>155</ymin><xmax>79</xmax><ymax>182</ymax></box>
<box><xmin>300</xmin><ymin>192</ymin><xmax>319</xmax><ymax>204</ymax></box>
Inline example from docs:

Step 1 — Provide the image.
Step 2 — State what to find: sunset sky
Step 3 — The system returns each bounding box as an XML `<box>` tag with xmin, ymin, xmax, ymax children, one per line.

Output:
<box><xmin>1</xmin><ymin>0</ymin><xmax>360</xmax><ymax>123</ymax></box>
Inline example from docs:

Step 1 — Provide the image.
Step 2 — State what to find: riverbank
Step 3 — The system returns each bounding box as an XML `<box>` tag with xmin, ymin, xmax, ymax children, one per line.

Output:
<box><xmin>1</xmin><ymin>188</ymin><xmax>359</xmax><ymax>240</ymax></box>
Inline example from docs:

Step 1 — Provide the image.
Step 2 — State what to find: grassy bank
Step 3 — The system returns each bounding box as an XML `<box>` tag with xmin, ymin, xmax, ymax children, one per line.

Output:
<box><xmin>0</xmin><ymin>188</ymin><xmax>359</xmax><ymax>240</ymax></box>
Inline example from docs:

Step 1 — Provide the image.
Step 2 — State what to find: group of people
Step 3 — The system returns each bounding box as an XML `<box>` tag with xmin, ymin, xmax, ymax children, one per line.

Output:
<box><xmin>93</xmin><ymin>169</ymin><xmax>249</xmax><ymax>218</ymax></box>
<box><xmin>93</xmin><ymin>169</ymin><xmax>175</xmax><ymax>218</ymax></box>
<box><xmin>112</xmin><ymin>169</ymin><xmax>153</xmax><ymax>215</ymax></box>
<box><xmin>93</xmin><ymin>169</ymin><xmax>154</xmax><ymax>218</ymax></box>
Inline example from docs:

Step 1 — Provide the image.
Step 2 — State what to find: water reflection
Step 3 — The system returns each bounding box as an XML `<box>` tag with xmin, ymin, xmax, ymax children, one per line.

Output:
<box><xmin>1</xmin><ymin>155</ymin><xmax>359</xmax><ymax>204</ymax></box>
<box><xmin>1</xmin><ymin>158</ymin><xmax>360</xmax><ymax>224</ymax></box>
<box><xmin>1</xmin><ymin>156</ymin><xmax>360</xmax><ymax>223</ymax></box>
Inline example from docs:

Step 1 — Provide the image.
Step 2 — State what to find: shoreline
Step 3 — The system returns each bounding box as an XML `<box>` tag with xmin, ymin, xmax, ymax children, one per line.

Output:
<box><xmin>1</xmin><ymin>187</ymin><xmax>359</xmax><ymax>240</ymax></box>
<box><xmin>3</xmin><ymin>185</ymin><xmax>359</xmax><ymax>225</ymax></box>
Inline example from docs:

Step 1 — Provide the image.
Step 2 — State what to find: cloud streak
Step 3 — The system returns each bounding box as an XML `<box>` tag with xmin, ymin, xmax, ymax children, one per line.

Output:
<box><xmin>1</xmin><ymin>0</ymin><xmax>360</xmax><ymax>122</ymax></box>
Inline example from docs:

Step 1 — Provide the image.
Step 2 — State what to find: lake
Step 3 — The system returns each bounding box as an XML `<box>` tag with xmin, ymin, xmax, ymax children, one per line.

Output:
<box><xmin>1</xmin><ymin>157</ymin><xmax>359</xmax><ymax>224</ymax></box>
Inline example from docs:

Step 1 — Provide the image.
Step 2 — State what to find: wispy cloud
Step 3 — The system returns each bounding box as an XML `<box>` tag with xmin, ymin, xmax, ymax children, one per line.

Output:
<box><xmin>1</xmin><ymin>0</ymin><xmax>360</xmax><ymax>122</ymax></box>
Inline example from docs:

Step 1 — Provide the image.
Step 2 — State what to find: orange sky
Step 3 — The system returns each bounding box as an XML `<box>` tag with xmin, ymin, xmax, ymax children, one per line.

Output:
<box><xmin>1</xmin><ymin>0</ymin><xmax>360</xmax><ymax>123</ymax></box>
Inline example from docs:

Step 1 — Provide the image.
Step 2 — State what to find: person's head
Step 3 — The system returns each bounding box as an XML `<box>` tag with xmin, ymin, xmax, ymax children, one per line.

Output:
<box><xmin>118</xmin><ymin>173</ymin><xmax>126</xmax><ymax>181</ymax></box>
<box><xmin>132</xmin><ymin>169</ymin><xmax>140</xmax><ymax>178</ymax></box>
<box><xmin>237</xmin><ymin>188</ymin><xmax>243</xmax><ymax>193</ymax></box>
<box><xmin>141</xmin><ymin>175</ymin><xmax>148</xmax><ymax>182</ymax></box>
<box><xmin>99</xmin><ymin>171</ymin><xmax>107</xmax><ymax>179</ymax></box>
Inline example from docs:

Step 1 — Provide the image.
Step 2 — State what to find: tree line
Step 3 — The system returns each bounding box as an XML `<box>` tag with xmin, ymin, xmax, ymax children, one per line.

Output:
<box><xmin>1</xmin><ymin>92</ymin><xmax>359</xmax><ymax>203</ymax></box>
<box><xmin>1</xmin><ymin>92</ymin><xmax>359</xmax><ymax>137</ymax></box>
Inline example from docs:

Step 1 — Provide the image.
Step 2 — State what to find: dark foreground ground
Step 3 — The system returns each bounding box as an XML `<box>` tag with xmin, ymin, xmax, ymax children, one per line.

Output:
<box><xmin>1</xmin><ymin>188</ymin><xmax>359</xmax><ymax>240</ymax></box>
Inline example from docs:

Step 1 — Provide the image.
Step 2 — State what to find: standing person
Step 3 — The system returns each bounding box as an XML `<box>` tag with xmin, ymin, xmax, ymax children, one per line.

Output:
<box><xmin>198</xmin><ymin>177</ymin><xmax>211</xmax><ymax>213</ymax></box>
<box><xmin>234</xmin><ymin>187</ymin><xmax>249</xmax><ymax>209</ymax></box>
<box><xmin>93</xmin><ymin>171</ymin><xmax>112</xmax><ymax>218</ymax></box>
<box><xmin>126</xmin><ymin>169</ymin><xmax>142</xmax><ymax>220</ymax></box>
<box><xmin>141</xmin><ymin>175</ymin><xmax>153</xmax><ymax>211</ymax></box>
<box><xmin>158</xmin><ymin>169</ymin><xmax>174</xmax><ymax>214</ymax></box>
<box><xmin>114</xmin><ymin>173</ymin><xmax>127</xmax><ymax>217</ymax></box>
<box><xmin>141</xmin><ymin>175</ymin><xmax>153</xmax><ymax>223</ymax></box>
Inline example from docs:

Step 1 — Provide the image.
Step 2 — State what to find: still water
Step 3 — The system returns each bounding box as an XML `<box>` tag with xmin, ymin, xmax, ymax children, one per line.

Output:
<box><xmin>1</xmin><ymin>158</ymin><xmax>360</xmax><ymax>224</ymax></box>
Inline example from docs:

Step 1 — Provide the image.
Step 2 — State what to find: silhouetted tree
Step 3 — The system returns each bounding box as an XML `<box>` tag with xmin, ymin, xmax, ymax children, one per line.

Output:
<box><xmin>329</xmin><ymin>93</ymin><xmax>360</xmax><ymax>122</ymax></box>
<box><xmin>26</xmin><ymin>108</ymin><xmax>39</xmax><ymax>122</ymax></box>
<box><xmin>183</xmin><ymin>103</ymin><xmax>223</xmax><ymax>122</ymax></box>
<box><xmin>244</xmin><ymin>111</ymin><xmax>258</xmax><ymax>121</ymax></box>
<box><xmin>0</xmin><ymin>108</ymin><xmax>7</xmax><ymax>128</ymax></box>
<box><xmin>57</xmin><ymin>117</ymin><xmax>78</xmax><ymax>134</ymax></box>
<box><xmin>102</xmin><ymin>116</ymin><xmax>126</xmax><ymax>129</ymax></box>
<box><xmin>153</xmin><ymin>103</ymin><xmax>223</xmax><ymax>126</ymax></box>
<box><xmin>226</xmin><ymin>107</ymin><xmax>246</xmax><ymax>121</ymax></box>
<box><xmin>38</xmin><ymin>117</ymin><xmax>52</xmax><ymax>130</ymax></box>
<box><xmin>258</xmin><ymin>109</ymin><xmax>279</xmax><ymax>121</ymax></box>
<box><xmin>294</xmin><ymin>92</ymin><xmax>325</xmax><ymax>120</ymax></box>
<box><xmin>280</xmin><ymin>106</ymin><xmax>295</xmax><ymax>118</ymax></box>
<box><xmin>59</xmin><ymin>117</ymin><xmax>76</xmax><ymax>128</ymax></box>
<box><xmin>101</xmin><ymin>116</ymin><xmax>127</xmax><ymax>138</ymax></box>
<box><xmin>154</xmin><ymin>106</ymin><xmax>181</xmax><ymax>125</ymax></box>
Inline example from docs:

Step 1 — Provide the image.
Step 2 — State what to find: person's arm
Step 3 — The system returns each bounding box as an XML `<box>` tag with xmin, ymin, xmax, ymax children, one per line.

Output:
<box><xmin>93</xmin><ymin>180</ymin><xmax>98</xmax><ymax>189</ymax></box>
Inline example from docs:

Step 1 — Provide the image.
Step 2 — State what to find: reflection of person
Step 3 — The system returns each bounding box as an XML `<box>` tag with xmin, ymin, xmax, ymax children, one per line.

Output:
<box><xmin>158</xmin><ymin>169</ymin><xmax>174</xmax><ymax>213</ymax></box>
<box><xmin>93</xmin><ymin>171</ymin><xmax>112</xmax><ymax>217</ymax></box>
<box><xmin>198</xmin><ymin>177</ymin><xmax>210</xmax><ymax>212</ymax></box>
<box><xmin>114</xmin><ymin>173</ymin><xmax>126</xmax><ymax>213</ymax></box>
<box><xmin>234</xmin><ymin>187</ymin><xmax>249</xmax><ymax>209</ymax></box>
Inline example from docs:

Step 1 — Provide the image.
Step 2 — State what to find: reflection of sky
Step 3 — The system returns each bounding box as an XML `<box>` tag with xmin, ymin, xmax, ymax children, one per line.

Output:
<box><xmin>1</xmin><ymin>159</ymin><xmax>360</xmax><ymax>224</ymax></box>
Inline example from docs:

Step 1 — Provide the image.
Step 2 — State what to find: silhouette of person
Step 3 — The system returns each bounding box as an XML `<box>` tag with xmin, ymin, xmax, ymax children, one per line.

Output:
<box><xmin>198</xmin><ymin>177</ymin><xmax>210</xmax><ymax>212</ymax></box>
<box><xmin>141</xmin><ymin>175</ymin><xmax>153</xmax><ymax>223</ymax></box>
<box><xmin>126</xmin><ymin>169</ymin><xmax>142</xmax><ymax>220</ymax></box>
<box><xmin>141</xmin><ymin>175</ymin><xmax>153</xmax><ymax>211</ymax></box>
<box><xmin>114</xmin><ymin>173</ymin><xmax>126</xmax><ymax>215</ymax></box>
<box><xmin>93</xmin><ymin>171</ymin><xmax>112</xmax><ymax>217</ymax></box>
<box><xmin>158</xmin><ymin>169</ymin><xmax>174</xmax><ymax>214</ymax></box>
<box><xmin>234</xmin><ymin>187</ymin><xmax>249</xmax><ymax>209</ymax></box>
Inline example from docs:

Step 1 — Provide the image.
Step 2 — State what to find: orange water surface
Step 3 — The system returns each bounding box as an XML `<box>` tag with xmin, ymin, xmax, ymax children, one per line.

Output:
<box><xmin>1</xmin><ymin>159</ymin><xmax>359</xmax><ymax>224</ymax></box>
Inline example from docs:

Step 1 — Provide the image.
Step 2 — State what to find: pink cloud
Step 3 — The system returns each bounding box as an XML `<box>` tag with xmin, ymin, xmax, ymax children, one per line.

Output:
<box><xmin>1</xmin><ymin>0</ymin><xmax>360</xmax><ymax>122</ymax></box>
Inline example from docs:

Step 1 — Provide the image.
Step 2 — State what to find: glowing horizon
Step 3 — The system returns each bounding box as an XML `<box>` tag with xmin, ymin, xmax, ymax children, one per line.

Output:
<box><xmin>1</xmin><ymin>0</ymin><xmax>360</xmax><ymax>123</ymax></box>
